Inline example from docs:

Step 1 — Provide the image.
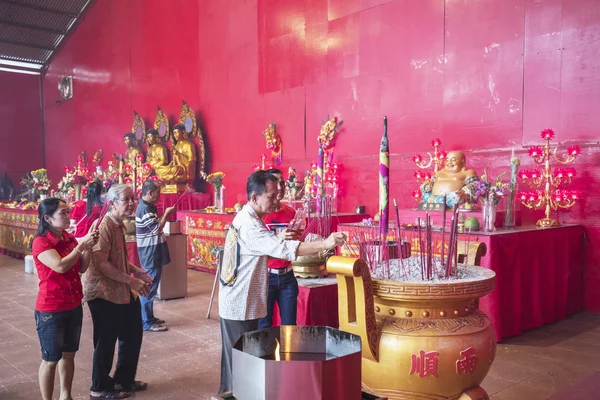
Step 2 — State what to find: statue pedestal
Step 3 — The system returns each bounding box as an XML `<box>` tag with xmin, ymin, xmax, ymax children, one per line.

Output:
<box><xmin>396</xmin><ymin>207</ymin><xmax>520</xmax><ymax>229</ymax></box>
<box><xmin>162</xmin><ymin>183</ymin><xmax>188</xmax><ymax>194</ymax></box>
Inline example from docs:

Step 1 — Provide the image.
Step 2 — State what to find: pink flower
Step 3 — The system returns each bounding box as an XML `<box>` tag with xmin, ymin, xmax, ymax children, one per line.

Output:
<box><xmin>567</xmin><ymin>145</ymin><xmax>581</xmax><ymax>156</ymax></box>
<box><xmin>411</xmin><ymin>190</ymin><xmax>421</xmax><ymax>199</ymax></box>
<box><xmin>528</xmin><ymin>146</ymin><xmax>543</xmax><ymax>158</ymax></box>
<box><xmin>413</xmin><ymin>154</ymin><xmax>423</xmax><ymax>164</ymax></box>
<box><xmin>518</xmin><ymin>170</ymin><xmax>529</xmax><ymax>180</ymax></box>
<box><xmin>540</xmin><ymin>129</ymin><xmax>555</xmax><ymax>140</ymax></box>
<box><xmin>565</xmin><ymin>168</ymin><xmax>576</xmax><ymax>178</ymax></box>
<box><xmin>431</xmin><ymin>138</ymin><xmax>442</xmax><ymax>147</ymax></box>
<box><xmin>438</xmin><ymin>150</ymin><xmax>447</xmax><ymax>160</ymax></box>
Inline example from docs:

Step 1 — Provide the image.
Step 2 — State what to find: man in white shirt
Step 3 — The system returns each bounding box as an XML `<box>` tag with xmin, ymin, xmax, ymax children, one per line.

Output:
<box><xmin>217</xmin><ymin>170</ymin><xmax>345</xmax><ymax>395</ymax></box>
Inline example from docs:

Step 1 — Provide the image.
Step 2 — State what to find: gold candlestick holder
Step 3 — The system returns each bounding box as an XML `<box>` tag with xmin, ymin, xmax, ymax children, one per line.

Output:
<box><xmin>518</xmin><ymin>129</ymin><xmax>581</xmax><ymax>228</ymax></box>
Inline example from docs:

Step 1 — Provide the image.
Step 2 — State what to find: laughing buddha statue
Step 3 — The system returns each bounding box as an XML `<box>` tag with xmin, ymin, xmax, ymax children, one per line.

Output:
<box><xmin>155</xmin><ymin>124</ymin><xmax>197</xmax><ymax>189</ymax></box>
<box><xmin>421</xmin><ymin>151</ymin><xmax>479</xmax><ymax>208</ymax></box>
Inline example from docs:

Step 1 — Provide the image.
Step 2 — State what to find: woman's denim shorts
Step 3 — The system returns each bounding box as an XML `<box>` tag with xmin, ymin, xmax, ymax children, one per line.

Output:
<box><xmin>34</xmin><ymin>305</ymin><xmax>83</xmax><ymax>361</ymax></box>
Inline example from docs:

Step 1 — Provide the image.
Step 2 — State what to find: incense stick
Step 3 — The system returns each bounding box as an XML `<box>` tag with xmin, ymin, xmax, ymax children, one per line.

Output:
<box><xmin>172</xmin><ymin>187</ymin><xmax>191</xmax><ymax>207</ymax></box>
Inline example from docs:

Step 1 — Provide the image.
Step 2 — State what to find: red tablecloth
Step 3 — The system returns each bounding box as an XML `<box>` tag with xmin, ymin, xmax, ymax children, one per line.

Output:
<box><xmin>157</xmin><ymin>193</ymin><xmax>211</xmax><ymax>221</ymax></box>
<box><xmin>337</xmin><ymin>223</ymin><xmax>585</xmax><ymax>342</ymax></box>
<box><xmin>272</xmin><ymin>279</ymin><xmax>339</xmax><ymax>328</ymax></box>
<box><xmin>478</xmin><ymin>225</ymin><xmax>584</xmax><ymax>340</ymax></box>
<box><xmin>126</xmin><ymin>241</ymin><xmax>140</xmax><ymax>267</ymax></box>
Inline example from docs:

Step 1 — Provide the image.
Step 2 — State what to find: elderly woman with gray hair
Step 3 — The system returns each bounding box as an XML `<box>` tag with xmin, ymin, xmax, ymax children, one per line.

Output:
<box><xmin>82</xmin><ymin>184</ymin><xmax>152</xmax><ymax>399</ymax></box>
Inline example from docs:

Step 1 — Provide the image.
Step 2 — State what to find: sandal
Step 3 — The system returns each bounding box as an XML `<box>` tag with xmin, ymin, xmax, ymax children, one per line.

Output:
<box><xmin>144</xmin><ymin>324</ymin><xmax>168</xmax><ymax>332</ymax></box>
<box><xmin>115</xmin><ymin>381</ymin><xmax>148</xmax><ymax>392</ymax></box>
<box><xmin>89</xmin><ymin>391</ymin><xmax>130</xmax><ymax>399</ymax></box>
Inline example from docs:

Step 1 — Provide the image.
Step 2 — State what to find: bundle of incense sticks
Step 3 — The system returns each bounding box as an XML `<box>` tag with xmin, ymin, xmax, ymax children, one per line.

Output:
<box><xmin>445</xmin><ymin>207</ymin><xmax>460</xmax><ymax>278</ymax></box>
<box><xmin>172</xmin><ymin>187</ymin><xmax>191</xmax><ymax>207</ymax></box>
<box><xmin>440</xmin><ymin>195</ymin><xmax>447</xmax><ymax>264</ymax></box>
<box><xmin>94</xmin><ymin>201</ymin><xmax>112</xmax><ymax>228</ymax></box>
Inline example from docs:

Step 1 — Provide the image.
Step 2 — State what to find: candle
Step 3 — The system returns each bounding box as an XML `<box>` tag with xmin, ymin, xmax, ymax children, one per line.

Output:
<box><xmin>379</xmin><ymin>116</ymin><xmax>389</xmax><ymax>237</ymax></box>
<box><xmin>220</xmin><ymin>185</ymin><xmax>226</xmax><ymax>211</ymax></box>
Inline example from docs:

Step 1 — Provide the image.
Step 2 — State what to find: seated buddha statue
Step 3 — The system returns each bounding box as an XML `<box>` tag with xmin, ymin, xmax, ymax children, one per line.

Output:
<box><xmin>155</xmin><ymin>124</ymin><xmax>197</xmax><ymax>187</ymax></box>
<box><xmin>124</xmin><ymin>133</ymin><xmax>143</xmax><ymax>167</ymax></box>
<box><xmin>145</xmin><ymin>129</ymin><xmax>168</xmax><ymax>171</ymax></box>
<box><xmin>421</xmin><ymin>151</ymin><xmax>479</xmax><ymax>208</ymax></box>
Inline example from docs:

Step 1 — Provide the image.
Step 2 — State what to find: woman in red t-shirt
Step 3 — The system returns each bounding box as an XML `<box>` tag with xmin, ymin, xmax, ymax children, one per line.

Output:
<box><xmin>32</xmin><ymin>198</ymin><xmax>99</xmax><ymax>400</ymax></box>
<box><xmin>73</xmin><ymin>180</ymin><xmax>104</xmax><ymax>239</ymax></box>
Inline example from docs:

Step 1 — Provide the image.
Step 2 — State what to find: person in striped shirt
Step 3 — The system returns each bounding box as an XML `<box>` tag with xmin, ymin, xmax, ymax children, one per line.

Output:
<box><xmin>135</xmin><ymin>180</ymin><xmax>175</xmax><ymax>332</ymax></box>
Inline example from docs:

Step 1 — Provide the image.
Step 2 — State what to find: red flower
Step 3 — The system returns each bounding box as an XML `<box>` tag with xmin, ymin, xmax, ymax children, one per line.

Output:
<box><xmin>528</xmin><ymin>146</ymin><xmax>543</xmax><ymax>158</ymax></box>
<box><xmin>411</xmin><ymin>190</ymin><xmax>421</xmax><ymax>199</ymax></box>
<box><xmin>438</xmin><ymin>150</ymin><xmax>447</xmax><ymax>160</ymax></box>
<box><xmin>412</xmin><ymin>154</ymin><xmax>423</xmax><ymax>164</ymax></box>
<box><xmin>518</xmin><ymin>170</ymin><xmax>529</xmax><ymax>180</ymax></box>
<box><xmin>567</xmin><ymin>145</ymin><xmax>581</xmax><ymax>156</ymax></box>
<box><xmin>431</xmin><ymin>138</ymin><xmax>442</xmax><ymax>147</ymax></box>
<box><xmin>540</xmin><ymin>129</ymin><xmax>555</xmax><ymax>140</ymax></box>
<box><xmin>414</xmin><ymin>171</ymin><xmax>422</xmax><ymax>180</ymax></box>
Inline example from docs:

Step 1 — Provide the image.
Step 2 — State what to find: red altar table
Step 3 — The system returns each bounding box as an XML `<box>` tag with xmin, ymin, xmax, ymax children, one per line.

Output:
<box><xmin>337</xmin><ymin>222</ymin><xmax>585</xmax><ymax>342</ymax></box>
<box><xmin>272</xmin><ymin>278</ymin><xmax>339</xmax><ymax>328</ymax></box>
<box><xmin>0</xmin><ymin>207</ymin><xmax>38</xmax><ymax>259</ymax></box>
<box><xmin>156</xmin><ymin>192</ymin><xmax>211</xmax><ymax>221</ymax></box>
<box><xmin>179</xmin><ymin>210</ymin><xmax>367</xmax><ymax>273</ymax></box>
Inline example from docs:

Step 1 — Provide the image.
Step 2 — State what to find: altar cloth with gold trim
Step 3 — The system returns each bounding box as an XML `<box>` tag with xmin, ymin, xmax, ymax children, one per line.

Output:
<box><xmin>0</xmin><ymin>207</ymin><xmax>38</xmax><ymax>259</ymax></box>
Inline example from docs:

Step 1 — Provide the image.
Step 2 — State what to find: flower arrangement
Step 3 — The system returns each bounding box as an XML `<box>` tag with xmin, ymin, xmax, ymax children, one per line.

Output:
<box><xmin>57</xmin><ymin>165</ymin><xmax>89</xmax><ymax>196</ymax></box>
<box><xmin>474</xmin><ymin>169</ymin><xmax>508</xmax><ymax>206</ymax></box>
<box><xmin>207</xmin><ymin>172</ymin><xmax>225</xmax><ymax>189</ymax></box>
<box><xmin>22</xmin><ymin>168</ymin><xmax>51</xmax><ymax>196</ymax></box>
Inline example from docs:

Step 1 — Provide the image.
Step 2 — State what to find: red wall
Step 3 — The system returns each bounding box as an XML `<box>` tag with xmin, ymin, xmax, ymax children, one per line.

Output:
<box><xmin>42</xmin><ymin>0</ymin><xmax>600</xmax><ymax>309</ymax></box>
<box><xmin>0</xmin><ymin>70</ymin><xmax>44</xmax><ymax>189</ymax></box>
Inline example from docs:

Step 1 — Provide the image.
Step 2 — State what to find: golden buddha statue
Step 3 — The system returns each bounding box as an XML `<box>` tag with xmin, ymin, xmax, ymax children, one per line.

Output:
<box><xmin>145</xmin><ymin>129</ymin><xmax>168</xmax><ymax>171</ymax></box>
<box><xmin>421</xmin><ymin>151</ymin><xmax>479</xmax><ymax>207</ymax></box>
<box><xmin>124</xmin><ymin>133</ymin><xmax>143</xmax><ymax>167</ymax></box>
<box><xmin>155</xmin><ymin>124</ymin><xmax>197</xmax><ymax>189</ymax></box>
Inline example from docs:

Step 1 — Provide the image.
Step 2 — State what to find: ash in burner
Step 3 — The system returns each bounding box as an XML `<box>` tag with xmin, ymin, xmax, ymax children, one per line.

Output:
<box><xmin>260</xmin><ymin>352</ymin><xmax>334</xmax><ymax>361</ymax></box>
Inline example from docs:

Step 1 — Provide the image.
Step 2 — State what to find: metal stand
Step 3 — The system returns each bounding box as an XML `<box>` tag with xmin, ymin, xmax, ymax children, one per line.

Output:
<box><xmin>206</xmin><ymin>246</ymin><xmax>224</xmax><ymax>319</ymax></box>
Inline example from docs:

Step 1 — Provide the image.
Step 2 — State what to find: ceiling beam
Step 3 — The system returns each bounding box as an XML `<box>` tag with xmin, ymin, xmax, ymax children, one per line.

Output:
<box><xmin>0</xmin><ymin>0</ymin><xmax>79</xmax><ymax>19</ymax></box>
<box><xmin>0</xmin><ymin>18</ymin><xmax>67</xmax><ymax>35</ymax></box>
<box><xmin>0</xmin><ymin>38</ymin><xmax>54</xmax><ymax>51</ymax></box>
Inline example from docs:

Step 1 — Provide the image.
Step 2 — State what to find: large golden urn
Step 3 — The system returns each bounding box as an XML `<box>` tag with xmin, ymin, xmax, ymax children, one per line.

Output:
<box><xmin>327</xmin><ymin>256</ymin><xmax>496</xmax><ymax>400</ymax></box>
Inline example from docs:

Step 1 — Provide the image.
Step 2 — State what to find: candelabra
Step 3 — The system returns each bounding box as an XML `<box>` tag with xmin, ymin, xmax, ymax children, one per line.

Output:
<box><xmin>252</xmin><ymin>153</ymin><xmax>273</xmax><ymax>171</ymax></box>
<box><xmin>412</xmin><ymin>138</ymin><xmax>447</xmax><ymax>202</ymax></box>
<box><xmin>518</xmin><ymin>129</ymin><xmax>581</xmax><ymax>228</ymax></box>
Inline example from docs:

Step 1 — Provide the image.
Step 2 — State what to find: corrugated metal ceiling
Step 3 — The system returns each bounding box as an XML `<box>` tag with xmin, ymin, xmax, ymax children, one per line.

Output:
<box><xmin>0</xmin><ymin>0</ymin><xmax>93</xmax><ymax>73</ymax></box>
